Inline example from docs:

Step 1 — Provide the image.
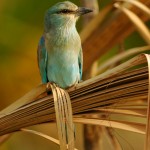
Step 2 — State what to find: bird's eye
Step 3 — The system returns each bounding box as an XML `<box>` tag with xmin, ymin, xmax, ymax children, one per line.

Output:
<box><xmin>61</xmin><ymin>9</ymin><xmax>69</xmax><ymax>13</ymax></box>
<box><xmin>57</xmin><ymin>9</ymin><xmax>72</xmax><ymax>14</ymax></box>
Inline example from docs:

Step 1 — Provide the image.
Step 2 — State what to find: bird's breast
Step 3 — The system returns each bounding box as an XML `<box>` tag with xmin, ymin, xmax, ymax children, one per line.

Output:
<box><xmin>47</xmin><ymin>49</ymin><xmax>80</xmax><ymax>88</ymax></box>
<box><xmin>45</xmin><ymin>28</ymin><xmax>81</xmax><ymax>88</ymax></box>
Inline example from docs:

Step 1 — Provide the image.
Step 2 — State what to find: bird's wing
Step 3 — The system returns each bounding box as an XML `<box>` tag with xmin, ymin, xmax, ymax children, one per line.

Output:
<box><xmin>78</xmin><ymin>48</ymin><xmax>83</xmax><ymax>80</ymax></box>
<box><xmin>37</xmin><ymin>36</ymin><xmax>48</xmax><ymax>83</ymax></box>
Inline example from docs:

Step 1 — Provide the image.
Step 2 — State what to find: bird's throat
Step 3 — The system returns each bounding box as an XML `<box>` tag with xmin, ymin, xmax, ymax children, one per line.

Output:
<box><xmin>45</xmin><ymin>25</ymin><xmax>81</xmax><ymax>51</ymax></box>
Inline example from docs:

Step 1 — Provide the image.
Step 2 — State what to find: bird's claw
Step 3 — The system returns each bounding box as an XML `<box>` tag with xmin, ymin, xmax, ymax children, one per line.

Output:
<box><xmin>67</xmin><ymin>84</ymin><xmax>77</xmax><ymax>91</ymax></box>
<box><xmin>79</xmin><ymin>80</ymin><xmax>83</xmax><ymax>83</ymax></box>
<box><xmin>46</xmin><ymin>82</ymin><xmax>60</xmax><ymax>91</ymax></box>
<box><xmin>46</xmin><ymin>82</ymin><xmax>54</xmax><ymax>92</ymax></box>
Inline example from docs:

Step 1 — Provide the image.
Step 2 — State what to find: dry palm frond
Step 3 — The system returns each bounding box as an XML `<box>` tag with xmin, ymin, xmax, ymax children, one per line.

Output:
<box><xmin>0</xmin><ymin>84</ymin><xmax>47</xmax><ymax>115</ymax></box>
<box><xmin>21</xmin><ymin>128</ymin><xmax>60</xmax><ymax>146</ymax></box>
<box><xmin>116</xmin><ymin>0</ymin><xmax>150</xmax><ymax>16</ymax></box>
<box><xmin>21</xmin><ymin>128</ymin><xmax>78</xmax><ymax>150</ymax></box>
<box><xmin>114</xmin><ymin>3</ymin><xmax>150</xmax><ymax>44</ymax></box>
<box><xmin>82</xmin><ymin>0</ymin><xmax>150</xmax><ymax>72</ymax></box>
<box><xmin>97</xmin><ymin>45</ymin><xmax>150</xmax><ymax>74</ymax></box>
<box><xmin>145</xmin><ymin>54</ymin><xmax>150</xmax><ymax>150</ymax></box>
<box><xmin>50</xmin><ymin>84</ymin><xmax>75</xmax><ymax>150</ymax></box>
<box><xmin>94</xmin><ymin>108</ymin><xmax>147</xmax><ymax>117</ymax></box>
<box><xmin>74</xmin><ymin>118</ymin><xmax>145</xmax><ymax>134</ymax></box>
<box><xmin>1</xmin><ymin>53</ymin><xmax>150</xmax><ymax>149</ymax></box>
<box><xmin>80</xmin><ymin>4</ymin><xmax>113</xmax><ymax>43</ymax></box>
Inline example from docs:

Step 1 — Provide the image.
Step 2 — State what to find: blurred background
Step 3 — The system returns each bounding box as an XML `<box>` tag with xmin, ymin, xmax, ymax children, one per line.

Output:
<box><xmin>0</xmin><ymin>0</ymin><xmax>149</xmax><ymax>150</ymax></box>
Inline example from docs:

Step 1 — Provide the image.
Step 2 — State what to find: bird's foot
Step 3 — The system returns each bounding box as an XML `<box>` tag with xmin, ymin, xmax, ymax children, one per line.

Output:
<box><xmin>79</xmin><ymin>80</ymin><xmax>83</xmax><ymax>83</ymax></box>
<box><xmin>46</xmin><ymin>82</ymin><xmax>60</xmax><ymax>91</ymax></box>
<box><xmin>46</xmin><ymin>82</ymin><xmax>52</xmax><ymax>92</ymax></box>
<box><xmin>46</xmin><ymin>82</ymin><xmax>58</xmax><ymax>94</ymax></box>
<box><xmin>67</xmin><ymin>80</ymin><xmax>83</xmax><ymax>91</ymax></box>
<box><xmin>67</xmin><ymin>84</ymin><xmax>77</xmax><ymax>91</ymax></box>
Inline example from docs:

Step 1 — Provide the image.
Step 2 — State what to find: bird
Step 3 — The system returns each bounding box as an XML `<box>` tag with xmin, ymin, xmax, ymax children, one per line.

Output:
<box><xmin>37</xmin><ymin>1</ymin><xmax>92</xmax><ymax>89</ymax></box>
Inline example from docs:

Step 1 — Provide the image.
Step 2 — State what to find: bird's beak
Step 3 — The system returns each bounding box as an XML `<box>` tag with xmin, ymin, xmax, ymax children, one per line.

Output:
<box><xmin>76</xmin><ymin>7</ymin><xmax>93</xmax><ymax>16</ymax></box>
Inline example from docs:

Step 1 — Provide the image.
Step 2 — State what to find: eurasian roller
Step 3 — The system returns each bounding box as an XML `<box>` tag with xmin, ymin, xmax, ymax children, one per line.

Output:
<box><xmin>37</xmin><ymin>1</ymin><xmax>92</xmax><ymax>89</ymax></box>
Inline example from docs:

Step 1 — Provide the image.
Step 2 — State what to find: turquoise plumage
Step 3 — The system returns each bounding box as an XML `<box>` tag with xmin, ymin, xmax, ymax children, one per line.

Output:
<box><xmin>37</xmin><ymin>1</ymin><xmax>92</xmax><ymax>89</ymax></box>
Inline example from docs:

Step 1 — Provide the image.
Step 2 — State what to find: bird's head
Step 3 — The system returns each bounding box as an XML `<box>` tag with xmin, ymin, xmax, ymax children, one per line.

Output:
<box><xmin>44</xmin><ymin>1</ymin><xmax>92</xmax><ymax>31</ymax></box>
